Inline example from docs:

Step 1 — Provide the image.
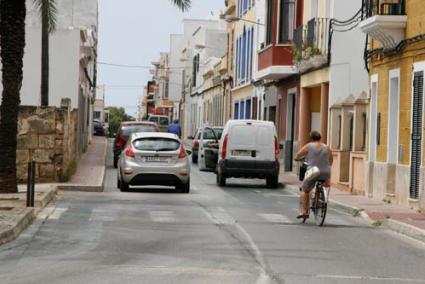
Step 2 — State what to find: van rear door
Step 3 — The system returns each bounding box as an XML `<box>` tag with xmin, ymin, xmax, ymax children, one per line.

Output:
<box><xmin>228</xmin><ymin>122</ymin><xmax>255</xmax><ymax>160</ymax></box>
<box><xmin>228</xmin><ymin>121</ymin><xmax>274</xmax><ymax>161</ymax></box>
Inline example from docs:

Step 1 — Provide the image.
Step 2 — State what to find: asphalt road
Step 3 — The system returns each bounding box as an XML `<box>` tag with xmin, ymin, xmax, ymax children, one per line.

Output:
<box><xmin>1</xmin><ymin>142</ymin><xmax>425</xmax><ymax>284</ymax></box>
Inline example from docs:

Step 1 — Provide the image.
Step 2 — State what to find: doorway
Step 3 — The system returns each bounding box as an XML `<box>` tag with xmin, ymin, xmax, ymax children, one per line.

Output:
<box><xmin>285</xmin><ymin>91</ymin><xmax>296</xmax><ymax>171</ymax></box>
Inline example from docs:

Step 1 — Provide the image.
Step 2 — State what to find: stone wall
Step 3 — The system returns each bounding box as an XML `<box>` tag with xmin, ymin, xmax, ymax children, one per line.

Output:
<box><xmin>17</xmin><ymin>103</ymin><xmax>78</xmax><ymax>183</ymax></box>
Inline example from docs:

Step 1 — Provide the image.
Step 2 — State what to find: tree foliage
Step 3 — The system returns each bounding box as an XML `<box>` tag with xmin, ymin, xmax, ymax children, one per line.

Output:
<box><xmin>108</xmin><ymin>107</ymin><xmax>135</xmax><ymax>136</ymax></box>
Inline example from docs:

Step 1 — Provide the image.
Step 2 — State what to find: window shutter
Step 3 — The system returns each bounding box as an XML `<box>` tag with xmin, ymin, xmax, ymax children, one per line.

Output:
<box><xmin>410</xmin><ymin>71</ymin><xmax>424</xmax><ymax>199</ymax></box>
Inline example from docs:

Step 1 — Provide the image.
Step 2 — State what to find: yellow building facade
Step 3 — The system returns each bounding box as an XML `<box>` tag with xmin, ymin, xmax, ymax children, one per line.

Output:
<box><xmin>360</xmin><ymin>0</ymin><xmax>425</xmax><ymax>209</ymax></box>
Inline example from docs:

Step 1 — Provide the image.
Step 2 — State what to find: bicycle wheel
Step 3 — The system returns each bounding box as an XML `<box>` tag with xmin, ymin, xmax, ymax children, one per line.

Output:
<box><xmin>313</xmin><ymin>186</ymin><xmax>327</xmax><ymax>226</ymax></box>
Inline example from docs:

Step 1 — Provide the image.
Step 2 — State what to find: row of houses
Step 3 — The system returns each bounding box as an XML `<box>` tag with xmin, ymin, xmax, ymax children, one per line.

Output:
<box><xmin>139</xmin><ymin>0</ymin><xmax>425</xmax><ymax>211</ymax></box>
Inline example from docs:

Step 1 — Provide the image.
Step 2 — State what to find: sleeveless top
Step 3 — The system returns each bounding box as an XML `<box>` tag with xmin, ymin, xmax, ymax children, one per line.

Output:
<box><xmin>304</xmin><ymin>143</ymin><xmax>331</xmax><ymax>177</ymax></box>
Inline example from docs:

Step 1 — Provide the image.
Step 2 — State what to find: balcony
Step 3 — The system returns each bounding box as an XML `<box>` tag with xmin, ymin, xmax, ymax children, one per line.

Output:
<box><xmin>257</xmin><ymin>46</ymin><xmax>296</xmax><ymax>80</ymax></box>
<box><xmin>293</xmin><ymin>18</ymin><xmax>331</xmax><ymax>73</ymax></box>
<box><xmin>359</xmin><ymin>0</ymin><xmax>407</xmax><ymax>50</ymax></box>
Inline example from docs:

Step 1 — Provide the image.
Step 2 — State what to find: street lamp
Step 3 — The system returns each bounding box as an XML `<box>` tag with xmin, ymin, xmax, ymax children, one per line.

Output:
<box><xmin>219</xmin><ymin>14</ymin><xmax>264</xmax><ymax>26</ymax></box>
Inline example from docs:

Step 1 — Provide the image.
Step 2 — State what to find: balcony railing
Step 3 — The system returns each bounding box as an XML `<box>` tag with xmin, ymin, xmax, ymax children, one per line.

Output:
<box><xmin>362</xmin><ymin>0</ymin><xmax>406</xmax><ymax>18</ymax></box>
<box><xmin>293</xmin><ymin>18</ymin><xmax>331</xmax><ymax>71</ymax></box>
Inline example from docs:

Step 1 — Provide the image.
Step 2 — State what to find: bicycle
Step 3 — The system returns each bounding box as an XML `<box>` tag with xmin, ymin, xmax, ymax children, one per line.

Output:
<box><xmin>301</xmin><ymin>180</ymin><xmax>330</xmax><ymax>226</ymax></box>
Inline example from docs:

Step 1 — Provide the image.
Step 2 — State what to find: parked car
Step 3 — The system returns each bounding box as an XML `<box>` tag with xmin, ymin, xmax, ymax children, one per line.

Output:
<box><xmin>147</xmin><ymin>115</ymin><xmax>169</xmax><ymax>132</ymax></box>
<box><xmin>113</xmin><ymin>121</ymin><xmax>159</xmax><ymax>168</ymax></box>
<box><xmin>216</xmin><ymin>120</ymin><xmax>280</xmax><ymax>188</ymax></box>
<box><xmin>117</xmin><ymin>132</ymin><xmax>191</xmax><ymax>193</ymax></box>
<box><xmin>194</xmin><ymin>127</ymin><xmax>223</xmax><ymax>171</ymax></box>
<box><xmin>93</xmin><ymin>120</ymin><xmax>105</xmax><ymax>136</ymax></box>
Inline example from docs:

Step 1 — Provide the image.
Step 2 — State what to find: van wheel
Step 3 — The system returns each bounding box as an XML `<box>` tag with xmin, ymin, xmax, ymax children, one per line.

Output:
<box><xmin>217</xmin><ymin>172</ymin><xmax>226</xmax><ymax>187</ymax></box>
<box><xmin>266</xmin><ymin>176</ymin><xmax>279</xmax><ymax>188</ymax></box>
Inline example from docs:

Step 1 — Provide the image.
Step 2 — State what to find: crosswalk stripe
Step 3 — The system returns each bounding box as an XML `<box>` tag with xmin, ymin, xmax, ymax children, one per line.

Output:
<box><xmin>149</xmin><ymin>211</ymin><xmax>176</xmax><ymax>223</ymax></box>
<box><xmin>48</xmin><ymin>208</ymin><xmax>68</xmax><ymax>220</ymax></box>
<box><xmin>258</xmin><ymin>213</ymin><xmax>293</xmax><ymax>224</ymax></box>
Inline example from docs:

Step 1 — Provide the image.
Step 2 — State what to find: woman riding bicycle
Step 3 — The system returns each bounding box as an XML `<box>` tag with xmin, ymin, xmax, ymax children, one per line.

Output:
<box><xmin>295</xmin><ymin>131</ymin><xmax>333</xmax><ymax>219</ymax></box>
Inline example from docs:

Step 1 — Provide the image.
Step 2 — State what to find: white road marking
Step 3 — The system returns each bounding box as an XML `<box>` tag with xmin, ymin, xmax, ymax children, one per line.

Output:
<box><xmin>317</xmin><ymin>274</ymin><xmax>425</xmax><ymax>283</ymax></box>
<box><xmin>202</xmin><ymin>207</ymin><xmax>235</xmax><ymax>225</ymax></box>
<box><xmin>89</xmin><ymin>209</ymin><xmax>115</xmax><ymax>222</ymax></box>
<box><xmin>149</xmin><ymin>211</ymin><xmax>176</xmax><ymax>223</ymax></box>
<box><xmin>199</xmin><ymin>206</ymin><xmax>272</xmax><ymax>284</ymax></box>
<box><xmin>258</xmin><ymin>213</ymin><xmax>293</xmax><ymax>224</ymax></box>
<box><xmin>254</xmin><ymin>190</ymin><xmax>261</xmax><ymax>193</ymax></box>
<box><xmin>234</xmin><ymin>223</ymin><xmax>273</xmax><ymax>284</ymax></box>
<box><xmin>48</xmin><ymin>208</ymin><xmax>68</xmax><ymax>220</ymax></box>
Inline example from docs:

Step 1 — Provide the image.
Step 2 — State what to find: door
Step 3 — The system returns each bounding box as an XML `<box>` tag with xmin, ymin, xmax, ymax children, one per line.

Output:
<box><xmin>410</xmin><ymin>71</ymin><xmax>424</xmax><ymax>200</ymax></box>
<box><xmin>285</xmin><ymin>93</ymin><xmax>296</xmax><ymax>171</ymax></box>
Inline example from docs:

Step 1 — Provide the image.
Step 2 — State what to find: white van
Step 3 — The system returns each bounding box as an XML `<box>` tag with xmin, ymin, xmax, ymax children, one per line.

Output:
<box><xmin>216</xmin><ymin>120</ymin><xmax>280</xmax><ymax>188</ymax></box>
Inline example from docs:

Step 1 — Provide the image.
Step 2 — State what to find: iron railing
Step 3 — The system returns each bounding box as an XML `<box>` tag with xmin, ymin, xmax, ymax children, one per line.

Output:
<box><xmin>362</xmin><ymin>0</ymin><xmax>406</xmax><ymax>18</ymax></box>
<box><xmin>293</xmin><ymin>18</ymin><xmax>331</xmax><ymax>66</ymax></box>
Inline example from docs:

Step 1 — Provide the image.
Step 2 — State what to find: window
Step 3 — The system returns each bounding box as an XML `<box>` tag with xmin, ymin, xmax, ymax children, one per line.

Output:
<box><xmin>349</xmin><ymin>113</ymin><xmax>354</xmax><ymax>151</ymax></box>
<box><xmin>133</xmin><ymin>138</ymin><xmax>180</xmax><ymax>152</ymax></box>
<box><xmin>93</xmin><ymin>111</ymin><xmax>101</xmax><ymax>120</ymax></box>
<box><xmin>362</xmin><ymin>112</ymin><xmax>367</xmax><ymax>151</ymax></box>
<box><xmin>279</xmin><ymin>0</ymin><xmax>296</xmax><ymax>43</ymax></box>
<box><xmin>337</xmin><ymin>115</ymin><xmax>342</xmax><ymax>149</ymax></box>
<box><xmin>246</xmin><ymin>98</ymin><xmax>251</xmax><ymax>119</ymax></box>
<box><xmin>234</xmin><ymin>102</ymin><xmax>239</xmax><ymax>119</ymax></box>
<box><xmin>240</xmin><ymin>100</ymin><xmax>245</xmax><ymax>119</ymax></box>
<box><xmin>370</xmin><ymin>77</ymin><xmax>378</xmax><ymax>161</ymax></box>
<box><xmin>265</xmin><ymin>0</ymin><xmax>273</xmax><ymax>45</ymax></box>
<box><xmin>164</xmin><ymin>81</ymin><xmax>169</xmax><ymax>99</ymax></box>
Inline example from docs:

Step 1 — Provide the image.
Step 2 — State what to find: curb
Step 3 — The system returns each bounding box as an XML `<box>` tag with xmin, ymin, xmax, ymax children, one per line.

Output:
<box><xmin>0</xmin><ymin>208</ymin><xmax>35</xmax><ymax>246</ymax></box>
<box><xmin>383</xmin><ymin>219</ymin><xmax>425</xmax><ymax>243</ymax></box>
<box><xmin>58</xmin><ymin>184</ymin><xmax>104</xmax><ymax>192</ymax></box>
<box><xmin>282</xmin><ymin>182</ymin><xmax>425</xmax><ymax>243</ymax></box>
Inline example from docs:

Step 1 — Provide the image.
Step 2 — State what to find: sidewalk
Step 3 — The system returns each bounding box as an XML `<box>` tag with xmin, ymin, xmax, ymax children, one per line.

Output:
<box><xmin>279</xmin><ymin>169</ymin><xmax>425</xmax><ymax>242</ymax></box>
<box><xmin>58</xmin><ymin>136</ymin><xmax>107</xmax><ymax>192</ymax></box>
<box><xmin>0</xmin><ymin>184</ymin><xmax>57</xmax><ymax>245</ymax></box>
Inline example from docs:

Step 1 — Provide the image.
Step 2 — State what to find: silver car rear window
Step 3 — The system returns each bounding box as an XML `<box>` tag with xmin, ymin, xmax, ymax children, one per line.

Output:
<box><xmin>133</xmin><ymin>138</ymin><xmax>180</xmax><ymax>151</ymax></box>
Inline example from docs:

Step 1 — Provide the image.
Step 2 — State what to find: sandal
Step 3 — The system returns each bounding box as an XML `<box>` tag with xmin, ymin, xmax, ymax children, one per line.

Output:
<box><xmin>296</xmin><ymin>213</ymin><xmax>309</xmax><ymax>219</ymax></box>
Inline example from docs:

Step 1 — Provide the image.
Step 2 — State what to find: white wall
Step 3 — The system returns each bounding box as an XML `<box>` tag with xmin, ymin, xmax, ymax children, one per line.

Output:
<box><xmin>26</xmin><ymin>0</ymin><xmax>98</xmax><ymax>30</ymax></box>
<box><xmin>329</xmin><ymin>0</ymin><xmax>368</xmax><ymax>106</ymax></box>
<box><xmin>169</xmin><ymin>34</ymin><xmax>185</xmax><ymax>102</ymax></box>
<box><xmin>0</xmin><ymin>28</ymin><xmax>81</xmax><ymax>109</ymax></box>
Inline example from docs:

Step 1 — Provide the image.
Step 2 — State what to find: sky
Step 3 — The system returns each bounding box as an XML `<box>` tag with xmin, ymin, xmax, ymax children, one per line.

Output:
<box><xmin>98</xmin><ymin>0</ymin><xmax>225</xmax><ymax>116</ymax></box>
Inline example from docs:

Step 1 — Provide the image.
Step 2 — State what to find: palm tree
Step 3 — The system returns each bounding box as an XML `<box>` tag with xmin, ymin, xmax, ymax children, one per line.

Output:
<box><xmin>171</xmin><ymin>0</ymin><xmax>191</xmax><ymax>11</ymax></box>
<box><xmin>0</xmin><ymin>0</ymin><xmax>191</xmax><ymax>194</ymax></box>
<box><xmin>34</xmin><ymin>0</ymin><xmax>58</xmax><ymax>107</ymax></box>
<box><xmin>0</xmin><ymin>0</ymin><xmax>27</xmax><ymax>193</ymax></box>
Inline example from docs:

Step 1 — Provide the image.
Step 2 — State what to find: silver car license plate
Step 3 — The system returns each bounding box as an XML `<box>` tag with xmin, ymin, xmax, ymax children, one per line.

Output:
<box><xmin>145</xmin><ymin>156</ymin><xmax>170</xmax><ymax>163</ymax></box>
<box><xmin>232</xmin><ymin>150</ymin><xmax>252</xmax><ymax>157</ymax></box>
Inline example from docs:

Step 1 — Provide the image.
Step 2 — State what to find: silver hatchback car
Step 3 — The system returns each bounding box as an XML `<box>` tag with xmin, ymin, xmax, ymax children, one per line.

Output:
<box><xmin>117</xmin><ymin>132</ymin><xmax>191</xmax><ymax>193</ymax></box>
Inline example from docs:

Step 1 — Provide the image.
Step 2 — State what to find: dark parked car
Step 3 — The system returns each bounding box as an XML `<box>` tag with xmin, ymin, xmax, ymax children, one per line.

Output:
<box><xmin>113</xmin><ymin>121</ymin><xmax>159</xmax><ymax>168</ymax></box>
<box><xmin>93</xmin><ymin>120</ymin><xmax>105</xmax><ymax>136</ymax></box>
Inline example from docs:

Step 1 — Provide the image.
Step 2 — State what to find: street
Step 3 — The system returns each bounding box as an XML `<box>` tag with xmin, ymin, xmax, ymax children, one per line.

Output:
<box><xmin>0</xmin><ymin>142</ymin><xmax>425</xmax><ymax>284</ymax></box>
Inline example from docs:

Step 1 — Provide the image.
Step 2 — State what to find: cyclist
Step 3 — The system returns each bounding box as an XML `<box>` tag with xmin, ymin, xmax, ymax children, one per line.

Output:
<box><xmin>295</xmin><ymin>131</ymin><xmax>333</xmax><ymax>219</ymax></box>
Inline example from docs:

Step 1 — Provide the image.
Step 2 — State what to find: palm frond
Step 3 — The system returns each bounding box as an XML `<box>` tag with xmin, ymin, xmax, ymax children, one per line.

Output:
<box><xmin>34</xmin><ymin>0</ymin><xmax>58</xmax><ymax>33</ymax></box>
<box><xmin>169</xmin><ymin>0</ymin><xmax>191</xmax><ymax>12</ymax></box>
